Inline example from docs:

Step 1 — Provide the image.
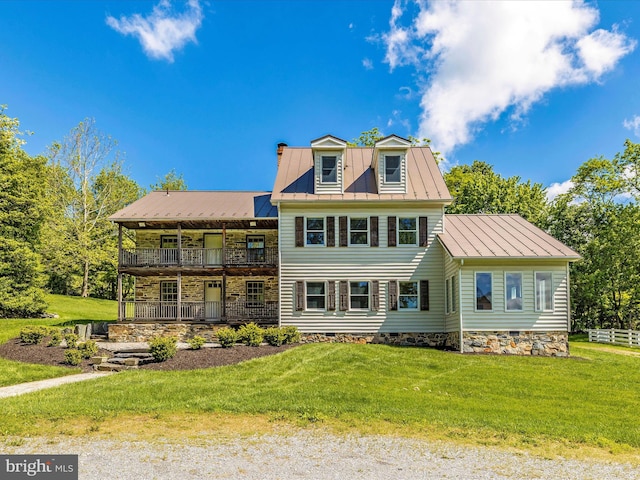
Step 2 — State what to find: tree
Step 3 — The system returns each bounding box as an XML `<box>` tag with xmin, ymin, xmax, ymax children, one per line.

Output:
<box><xmin>44</xmin><ymin>118</ymin><xmax>143</xmax><ymax>297</ymax></box>
<box><xmin>150</xmin><ymin>169</ymin><xmax>187</xmax><ymax>191</ymax></box>
<box><xmin>0</xmin><ymin>106</ymin><xmax>47</xmax><ymax>316</ymax></box>
<box><xmin>444</xmin><ymin>161</ymin><xmax>549</xmax><ymax>226</ymax></box>
<box><xmin>347</xmin><ymin>127</ymin><xmax>384</xmax><ymax>147</ymax></box>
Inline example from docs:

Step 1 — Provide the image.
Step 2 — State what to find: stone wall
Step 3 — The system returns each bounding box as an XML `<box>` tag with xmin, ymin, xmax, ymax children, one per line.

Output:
<box><xmin>301</xmin><ymin>332</ymin><xmax>449</xmax><ymax>348</ymax></box>
<box><xmin>109</xmin><ymin>323</ymin><xmax>226</xmax><ymax>342</ymax></box>
<box><xmin>135</xmin><ymin>229</ymin><xmax>278</xmax><ymax>249</ymax></box>
<box><xmin>462</xmin><ymin>331</ymin><xmax>569</xmax><ymax>357</ymax></box>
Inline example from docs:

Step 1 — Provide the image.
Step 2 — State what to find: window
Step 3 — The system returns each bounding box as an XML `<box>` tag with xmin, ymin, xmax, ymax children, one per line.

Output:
<box><xmin>246</xmin><ymin>281</ymin><xmax>264</xmax><ymax>307</ymax></box>
<box><xmin>306</xmin><ymin>282</ymin><xmax>326</xmax><ymax>310</ymax></box>
<box><xmin>161</xmin><ymin>235</ymin><xmax>178</xmax><ymax>248</ymax></box>
<box><xmin>384</xmin><ymin>155</ymin><xmax>401</xmax><ymax>183</ymax></box>
<box><xmin>398</xmin><ymin>217</ymin><xmax>417</xmax><ymax>245</ymax></box>
<box><xmin>399</xmin><ymin>281</ymin><xmax>418</xmax><ymax>310</ymax></box>
<box><xmin>321</xmin><ymin>155</ymin><xmax>337</xmax><ymax>183</ymax></box>
<box><xmin>451</xmin><ymin>275</ymin><xmax>457</xmax><ymax>313</ymax></box>
<box><xmin>246</xmin><ymin>235</ymin><xmax>265</xmax><ymax>262</ymax></box>
<box><xmin>306</xmin><ymin>218</ymin><xmax>325</xmax><ymax>246</ymax></box>
<box><xmin>505</xmin><ymin>273</ymin><xmax>523</xmax><ymax>311</ymax></box>
<box><xmin>475</xmin><ymin>272</ymin><xmax>492</xmax><ymax>311</ymax></box>
<box><xmin>350</xmin><ymin>281</ymin><xmax>369</xmax><ymax>310</ymax></box>
<box><xmin>445</xmin><ymin>278</ymin><xmax>450</xmax><ymax>314</ymax></box>
<box><xmin>349</xmin><ymin>217</ymin><xmax>368</xmax><ymax>245</ymax></box>
<box><xmin>535</xmin><ymin>272</ymin><xmax>553</xmax><ymax>312</ymax></box>
<box><xmin>160</xmin><ymin>281</ymin><xmax>178</xmax><ymax>303</ymax></box>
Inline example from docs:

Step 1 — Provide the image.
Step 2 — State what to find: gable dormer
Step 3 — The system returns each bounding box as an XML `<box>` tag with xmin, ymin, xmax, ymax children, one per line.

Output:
<box><xmin>373</xmin><ymin>134</ymin><xmax>411</xmax><ymax>194</ymax></box>
<box><xmin>311</xmin><ymin>135</ymin><xmax>347</xmax><ymax>195</ymax></box>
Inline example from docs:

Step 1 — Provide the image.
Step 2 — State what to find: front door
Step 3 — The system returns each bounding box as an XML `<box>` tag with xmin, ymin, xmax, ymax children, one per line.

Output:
<box><xmin>204</xmin><ymin>233</ymin><xmax>223</xmax><ymax>265</ymax></box>
<box><xmin>205</xmin><ymin>280</ymin><xmax>222</xmax><ymax>320</ymax></box>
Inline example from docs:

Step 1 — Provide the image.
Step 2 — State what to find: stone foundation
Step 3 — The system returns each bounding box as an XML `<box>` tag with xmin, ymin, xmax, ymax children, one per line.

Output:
<box><xmin>462</xmin><ymin>331</ymin><xmax>569</xmax><ymax>357</ymax></box>
<box><xmin>301</xmin><ymin>332</ymin><xmax>450</xmax><ymax>348</ymax></box>
<box><xmin>108</xmin><ymin>323</ymin><xmax>226</xmax><ymax>342</ymax></box>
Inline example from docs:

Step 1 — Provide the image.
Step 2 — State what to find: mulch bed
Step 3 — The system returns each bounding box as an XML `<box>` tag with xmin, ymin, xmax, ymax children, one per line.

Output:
<box><xmin>0</xmin><ymin>338</ymin><xmax>297</xmax><ymax>372</ymax></box>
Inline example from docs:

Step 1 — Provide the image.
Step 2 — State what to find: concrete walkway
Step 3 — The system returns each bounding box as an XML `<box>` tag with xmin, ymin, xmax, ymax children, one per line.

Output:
<box><xmin>0</xmin><ymin>372</ymin><xmax>112</xmax><ymax>399</ymax></box>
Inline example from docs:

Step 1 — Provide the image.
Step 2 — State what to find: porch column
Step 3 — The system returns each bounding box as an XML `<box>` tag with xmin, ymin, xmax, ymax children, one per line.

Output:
<box><xmin>222</xmin><ymin>272</ymin><xmax>227</xmax><ymax>320</ymax></box>
<box><xmin>177</xmin><ymin>272</ymin><xmax>182</xmax><ymax>322</ymax></box>
<box><xmin>177</xmin><ymin>223</ymin><xmax>182</xmax><ymax>266</ymax></box>
<box><xmin>117</xmin><ymin>224</ymin><xmax>123</xmax><ymax>322</ymax></box>
<box><xmin>222</xmin><ymin>222</ymin><xmax>227</xmax><ymax>266</ymax></box>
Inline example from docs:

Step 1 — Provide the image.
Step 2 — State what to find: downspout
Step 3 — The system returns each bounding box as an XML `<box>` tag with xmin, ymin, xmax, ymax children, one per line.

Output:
<box><xmin>117</xmin><ymin>223</ymin><xmax>123</xmax><ymax>322</ymax></box>
<box><xmin>566</xmin><ymin>262</ymin><xmax>572</xmax><ymax>334</ymax></box>
<box><xmin>459</xmin><ymin>259</ymin><xmax>464</xmax><ymax>353</ymax></box>
<box><xmin>277</xmin><ymin>201</ymin><xmax>282</xmax><ymax>327</ymax></box>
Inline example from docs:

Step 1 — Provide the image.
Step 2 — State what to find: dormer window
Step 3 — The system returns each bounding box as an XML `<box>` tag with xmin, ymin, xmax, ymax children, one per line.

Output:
<box><xmin>321</xmin><ymin>156</ymin><xmax>337</xmax><ymax>183</ymax></box>
<box><xmin>384</xmin><ymin>155</ymin><xmax>401</xmax><ymax>183</ymax></box>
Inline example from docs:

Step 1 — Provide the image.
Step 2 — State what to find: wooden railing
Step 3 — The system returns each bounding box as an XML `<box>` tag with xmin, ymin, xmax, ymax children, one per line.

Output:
<box><xmin>588</xmin><ymin>329</ymin><xmax>640</xmax><ymax>347</ymax></box>
<box><xmin>120</xmin><ymin>247</ymin><xmax>277</xmax><ymax>267</ymax></box>
<box><xmin>121</xmin><ymin>301</ymin><xmax>277</xmax><ymax>322</ymax></box>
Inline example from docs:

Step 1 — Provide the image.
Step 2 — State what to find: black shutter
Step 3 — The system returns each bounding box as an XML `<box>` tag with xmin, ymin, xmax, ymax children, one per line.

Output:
<box><xmin>388</xmin><ymin>280</ymin><xmax>398</xmax><ymax>311</ymax></box>
<box><xmin>371</xmin><ymin>280</ymin><xmax>379</xmax><ymax>311</ymax></box>
<box><xmin>339</xmin><ymin>281</ymin><xmax>348</xmax><ymax>311</ymax></box>
<box><xmin>339</xmin><ymin>216</ymin><xmax>348</xmax><ymax>247</ymax></box>
<box><xmin>370</xmin><ymin>216</ymin><xmax>379</xmax><ymax>247</ymax></box>
<box><xmin>420</xmin><ymin>280</ymin><xmax>429</xmax><ymax>311</ymax></box>
<box><xmin>326</xmin><ymin>216</ymin><xmax>335</xmax><ymax>247</ymax></box>
<box><xmin>419</xmin><ymin>216</ymin><xmax>428</xmax><ymax>247</ymax></box>
<box><xmin>327</xmin><ymin>281</ymin><xmax>336</xmax><ymax>310</ymax></box>
<box><xmin>387</xmin><ymin>216</ymin><xmax>397</xmax><ymax>247</ymax></box>
<box><xmin>296</xmin><ymin>281</ymin><xmax>305</xmax><ymax>311</ymax></box>
<box><xmin>295</xmin><ymin>217</ymin><xmax>304</xmax><ymax>247</ymax></box>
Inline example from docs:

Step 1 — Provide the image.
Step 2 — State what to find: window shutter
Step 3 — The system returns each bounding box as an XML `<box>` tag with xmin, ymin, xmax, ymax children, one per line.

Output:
<box><xmin>339</xmin><ymin>280</ymin><xmax>348</xmax><ymax>311</ymax></box>
<box><xmin>327</xmin><ymin>280</ymin><xmax>336</xmax><ymax>311</ymax></box>
<box><xmin>339</xmin><ymin>216</ymin><xmax>348</xmax><ymax>247</ymax></box>
<box><xmin>371</xmin><ymin>280</ymin><xmax>379</xmax><ymax>311</ymax></box>
<box><xmin>420</xmin><ymin>280</ymin><xmax>429</xmax><ymax>311</ymax></box>
<box><xmin>387</xmin><ymin>216</ymin><xmax>397</xmax><ymax>247</ymax></box>
<box><xmin>370</xmin><ymin>216</ymin><xmax>379</xmax><ymax>247</ymax></box>
<box><xmin>326</xmin><ymin>216</ymin><xmax>335</xmax><ymax>247</ymax></box>
<box><xmin>295</xmin><ymin>217</ymin><xmax>304</xmax><ymax>247</ymax></box>
<box><xmin>388</xmin><ymin>280</ymin><xmax>398</xmax><ymax>311</ymax></box>
<box><xmin>419</xmin><ymin>216</ymin><xmax>428</xmax><ymax>247</ymax></box>
<box><xmin>295</xmin><ymin>281</ymin><xmax>305</xmax><ymax>311</ymax></box>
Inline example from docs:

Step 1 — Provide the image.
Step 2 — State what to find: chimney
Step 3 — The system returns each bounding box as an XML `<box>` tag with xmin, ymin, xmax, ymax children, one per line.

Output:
<box><xmin>277</xmin><ymin>142</ymin><xmax>287</xmax><ymax>167</ymax></box>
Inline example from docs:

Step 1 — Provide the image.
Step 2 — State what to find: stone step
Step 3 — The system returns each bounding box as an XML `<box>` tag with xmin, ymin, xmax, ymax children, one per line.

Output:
<box><xmin>106</xmin><ymin>356</ymin><xmax>154</xmax><ymax>366</ymax></box>
<box><xmin>112</xmin><ymin>348</ymin><xmax>150</xmax><ymax>354</ymax></box>
<box><xmin>112</xmin><ymin>352</ymin><xmax>153</xmax><ymax>359</ymax></box>
<box><xmin>94</xmin><ymin>363</ymin><xmax>138</xmax><ymax>372</ymax></box>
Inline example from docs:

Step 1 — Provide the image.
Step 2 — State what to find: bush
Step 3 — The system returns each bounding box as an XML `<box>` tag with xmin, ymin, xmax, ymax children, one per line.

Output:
<box><xmin>64</xmin><ymin>333</ymin><xmax>79</xmax><ymax>349</ymax></box>
<box><xmin>148</xmin><ymin>336</ymin><xmax>177</xmax><ymax>362</ymax></box>
<box><xmin>78</xmin><ymin>340</ymin><xmax>99</xmax><ymax>359</ymax></box>
<box><xmin>19</xmin><ymin>326</ymin><xmax>48</xmax><ymax>345</ymax></box>
<box><xmin>188</xmin><ymin>335</ymin><xmax>206</xmax><ymax>350</ymax></box>
<box><xmin>282</xmin><ymin>326</ymin><xmax>301</xmax><ymax>344</ymax></box>
<box><xmin>216</xmin><ymin>327</ymin><xmax>237</xmax><ymax>348</ymax></box>
<box><xmin>263</xmin><ymin>327</ymin><xmax>286</xmax><ymax>346</ymax></box>
<box><xmin>64</xmin><ymin>349</ymin><xmax>83</xmax><ymax>366</ymax></box>
<box><xmin>237</xmin><ymin>322</ymin><xmax>263</xmax><ymax>347</ymax></box>
<box><xmin>47</xmin><ymin>329</ymin><xmax>62</xmax><ymax>347</ymax></box>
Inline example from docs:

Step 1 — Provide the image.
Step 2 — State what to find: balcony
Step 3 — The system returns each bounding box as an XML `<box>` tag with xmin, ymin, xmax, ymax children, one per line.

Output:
<box><xmin>121</xmin><ymin>300</ymin><xmax>278</xmax><ymax>323</ymax></box>
<box><xmin>120</xmin><ymin>247</ymin><xmax>278</xmax><ymax>268</ymax></box>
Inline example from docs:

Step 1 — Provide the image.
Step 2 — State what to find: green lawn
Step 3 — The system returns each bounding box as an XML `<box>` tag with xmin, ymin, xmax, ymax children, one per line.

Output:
<box><xmin>0</xmin><ymin>294</ymin><xmax>117</xmax><ymax>386</ymax></box>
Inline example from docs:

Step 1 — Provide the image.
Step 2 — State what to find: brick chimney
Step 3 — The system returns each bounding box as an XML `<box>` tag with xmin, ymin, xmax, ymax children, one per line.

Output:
<box><xmin>277</xmin><ymin>142</ymin><xmax>287</xmax><ymax>167</ymax></box>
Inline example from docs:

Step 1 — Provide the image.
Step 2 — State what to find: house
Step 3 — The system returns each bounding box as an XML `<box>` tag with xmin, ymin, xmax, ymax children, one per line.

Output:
<box><xmin>109</xmin><ymin>135</ymin><xmax>580</xmax><ymax>355</ymax></box>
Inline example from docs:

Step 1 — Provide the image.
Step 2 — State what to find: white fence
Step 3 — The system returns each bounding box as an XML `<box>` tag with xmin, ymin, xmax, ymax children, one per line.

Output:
<box><xmin>588</xmin><ymin>329</ymin><xmax>640</xmax><ymax>347</ymax></box>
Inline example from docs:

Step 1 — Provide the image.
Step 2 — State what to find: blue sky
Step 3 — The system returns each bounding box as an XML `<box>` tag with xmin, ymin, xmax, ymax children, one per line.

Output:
<box><xmin>2</xmin><ymin>0</ymin><xmax>639</xmax><ymax>198</ymax></box>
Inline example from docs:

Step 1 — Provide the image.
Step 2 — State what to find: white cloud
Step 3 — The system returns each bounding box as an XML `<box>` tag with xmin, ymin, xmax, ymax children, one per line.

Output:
<box><xmin>546</xmin><ymin>180</ymin><xmax>574</xmax><ymax>201</ymax></box>
<box><xmin>106</xmin><ymin>0</ymin><xmax>203</xmax><ymax>62</ymax></box>
<box><xmin>382</xmin><ymin>0</ymin><xmax>636</xmax><ymax>155</ymax></box>
<box><xmin>362</xmin><ymin>58</ymin><xmax>374</xmax><ymax>70</ymax></box>
<box><xmin>623</xmin><ymin>115</ymin><xmax>640</xmax><ymax>137</ymax></box>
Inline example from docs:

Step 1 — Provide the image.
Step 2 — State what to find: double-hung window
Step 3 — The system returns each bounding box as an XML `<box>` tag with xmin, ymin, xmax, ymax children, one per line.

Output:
<box><xmin>306</xmin><ymin>218</ymin><xmax>325</xmax><ymax>246</ymax></box>
<box><xmin>349</xmin><ymin>217</ymin><xmax>368</xmax><ymax>245</ymax></box>
<box><xmin>505</xmin><ymin>273</ymin><xmax>523</xmax><ymax>311</ymax></box>
<box><xmin>306</xmin><ymin>282</ymin><xmax>326</xmax><ymax>310</ymax></box>
<box><xmin>160</xmin><ymin>281</ymin><xmax>178</xmax><ymax>303</ymax></box>
<box><xmin>246</xmin><ymin>281</ymin><xmax>265</xmax><ymax>307</ymax></box>
<box><xmin>398</xmin><ymin>217</ymin><xmax>417</xmax><ymax>245</ymax></box>
<box><xmin>350</xmin><ymin>281</ymin><xmax>369</xmax><ymax>310</ymax></box>
<box><xmin>399</xmin><ymin>281</ymin><xmax>418</xmax><ymax>310</ymax></box>
<box><xmin>475</xmin><ymin>272</ymin><xmax>493</xmax><ymax>311</ymax></box>
<box><xmin>535</xmin><ymin>272</ymin><xmax>553</xmax><ymax>312</ymax></box>
<box><xmin>321</xmin><ymin>156</ymin><xmax>337</xmax><ymax>183</ymax></box>
<box><xmin>384</xmin><ymin>155</ymin><xmax>401</xmax><ymax>183</ymax></box>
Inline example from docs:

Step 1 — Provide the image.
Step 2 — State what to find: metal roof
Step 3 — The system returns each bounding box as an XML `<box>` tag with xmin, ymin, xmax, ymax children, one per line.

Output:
<box><xmin>109</xmin><ymin>190</ymin><xmax>277</xmax><ymax>223</ymax></box>
<box><xmin>437</xmin><ymin>214</ymin><xmax>581</xmax><ymax>260</ymax></box>
<box><xmin>271</xmin><ymin>146</ymin><xmax>452</xmax><ymax>202</ymax></box>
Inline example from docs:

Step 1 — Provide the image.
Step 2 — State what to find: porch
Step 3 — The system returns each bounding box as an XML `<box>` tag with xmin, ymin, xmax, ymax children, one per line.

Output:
<box><xmin>120</xmin><ymin>300</ymin><xmax>279</xmax><ymax>323</ymax></box>
<box><xmin>120</xmin><ymin>247</ymin><xmax>278</xmax><ymax>268</ymax></box>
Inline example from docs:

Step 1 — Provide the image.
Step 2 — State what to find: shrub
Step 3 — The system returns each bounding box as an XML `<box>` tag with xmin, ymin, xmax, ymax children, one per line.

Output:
<box><xmin>282</xmin><ymin>326</ymin><xmax>301</xmax><ymax>344</ymax></box>
<box><xmin>47</xmin><ymin>329</ymin><xmax>62</xmax><ymax>347</ymax></box>
<box><xmin>64</xmin><ymin>333</ymin><xmax>79</xmax><ymax>349</ymax></box>
<box><xmin>19</xmin><ymin>326</ymin><xmax>48</xmax><ymax>345</ymax></box>
<box><xmin>64</xmin><ymin>349</ymin><xmax>83</xmax><ymax>366</ymax></box>
<box><xmin>148</xmin><ymin>336</ymin><xmax>177</xmax><ymax>362</ymax></box>
<box><xmin>216</xmin><ymin>327</ymin><xmax>237</xmax><ymax>348</ymax></box>
<box><xmin>188</xmin><ymin>335</ymin><xmax>206</xmax><ymax>350</ymax></box>
<box><xmin>237</xmin><ymin>322</ymin><xmax>263</xmax><ymax>347</ymax></box>
<box><xmin>263</xmin><ymin>327</ymin><xmax>286</xmax><ymax>346</ymax></box>
<box><xmin>78</xmin><ymin>340</ymin><xmax>99</xmax><ymax>359</ymax></box>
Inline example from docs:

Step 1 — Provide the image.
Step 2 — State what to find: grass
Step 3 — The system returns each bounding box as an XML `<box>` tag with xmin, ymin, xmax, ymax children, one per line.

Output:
<box><xmin>0</xmin><ymin>294</ymin><xmax>117</xmax><ymax>387</ymax></box>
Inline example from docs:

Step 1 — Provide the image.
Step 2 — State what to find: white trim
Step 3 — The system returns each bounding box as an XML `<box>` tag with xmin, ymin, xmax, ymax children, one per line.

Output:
<box><xmin>504</xmin><ymin>271</ymin><xmax>524</xmax><ymax>312</ymax></box>
<box><xmin>458</xmin><ymin>267</ymin><xmax>463</xmax><ymax>353</ymax></box>
<box><xmin>319</xmin><ymin>155</ymin><xmax>338</xmax><ymax>185</ymax></box>
<box><xmin>534</xmin><ymin>271</ymin><xmax>555</xmax><ymax>313</ymax></box>
<box><xmin>397</xmin><ymin>216</ymin><xmax>418</xmax><ymax>246</ymax></box>
<box><xmin>349</xmin><ymin>280</ymin><xmax>370</xmax><ymax>311</ymax></box>
<box><xmin>348</xmin><ymin>216</ymin><xmax>369</xmax><ymax>247</ymax></box>
<box><xmin>305</xmin><ymin>280</ymin><xmax>327</xmax><ymax>312</ymax></box>
<box><xmin>398</xmin><ymin>280</ymin><xmax>419</xmax><ymax>311</ymax></box>
<box><xmin>305</xmin><ymin>216</ymin><xmax>326</xmax><ymax>247</ymax></box>
<box><xmin>474</xmin><ymin>271</ymin><xmax>493</xmax><ymax>312</ymax></box>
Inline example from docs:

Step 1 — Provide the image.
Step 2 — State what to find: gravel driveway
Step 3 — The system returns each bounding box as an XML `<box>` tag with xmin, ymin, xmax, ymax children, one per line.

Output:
<box><xmin>6</xmin><ymin>431</ymin><xmax>638</xmax><ymax>479</ymax></box>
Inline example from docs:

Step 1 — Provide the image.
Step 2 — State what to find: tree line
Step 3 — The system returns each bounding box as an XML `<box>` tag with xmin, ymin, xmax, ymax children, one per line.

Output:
<box><xmin>2</xmin><ymin>115</ymin><xmax>639</xmax><ymax>331</ymax></box>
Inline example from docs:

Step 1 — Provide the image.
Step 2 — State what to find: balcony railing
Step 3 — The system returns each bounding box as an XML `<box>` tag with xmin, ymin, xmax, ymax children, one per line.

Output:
<box><xmin>120</xmin><ymin>247</ymin><xmax>277</xmax><ymax>268</ymax></box>
<box><xmin>121</xmin><ymin>301</ymin><xmax>277</xmax><ymax>322</ymax></box>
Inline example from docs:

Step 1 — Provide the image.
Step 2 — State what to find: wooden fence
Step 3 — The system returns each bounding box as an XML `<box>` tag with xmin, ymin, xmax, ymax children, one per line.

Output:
<box><xmin>588</xmin><ymin>329</ymin><xmax>640</xmax><ymax>347</ymax></box>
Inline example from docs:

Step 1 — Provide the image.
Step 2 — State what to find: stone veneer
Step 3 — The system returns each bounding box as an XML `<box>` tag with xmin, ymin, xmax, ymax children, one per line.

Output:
<box><xmin>135</xmin><ymin>229</ymin><xmax>278</xmax><ymax>250</ymax></box>
<box><xmin>301</xmin><ymin>332</ymin><xmax>450</xmax><ymax>348</ymax></box>
<box><xmin>109</xmin><ymin>323</ymin><xmax>227</xmax><ymax>342</ymax></box>
<box><xmin>462</xmin><ymin>331</ymin><xmax>569</xmax><ymax>357</ymax></box>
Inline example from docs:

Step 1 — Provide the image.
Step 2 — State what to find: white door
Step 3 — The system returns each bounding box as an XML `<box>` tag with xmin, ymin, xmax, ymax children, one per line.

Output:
<box><xmin>204</xmin><ymin>234</ymin><xmax>223</xmax><ymax>265</ymax></box>
<box><xmin>205</xmin><ymin>281</ymin><xmax>222</xmax><ymax>319</ymax></box>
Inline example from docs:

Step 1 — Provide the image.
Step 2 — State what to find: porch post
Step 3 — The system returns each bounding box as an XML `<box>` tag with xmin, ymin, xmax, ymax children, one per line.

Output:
<box><xmin>117</xmin><ymin>224</ymin><xmax>123</xmax><ymax>322</ymax></box>
<box><xmin>222</xmin><ymin>222</ymin><xmax>227</xmax><ymax>266</ymax></box>
<box><xmin>222</xmin><ymin>272</ymin><xmax>227</xmax><ymax>320</ymax></box>
<box><xmin>177</xmin><ymin>223</ymin><xmax>182</xmax><ymax>266</ymax></box>
<box><xmin>177</xmin><ymin>272</ymin><xmax>182</xmax><ymax>322</ymax></box>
